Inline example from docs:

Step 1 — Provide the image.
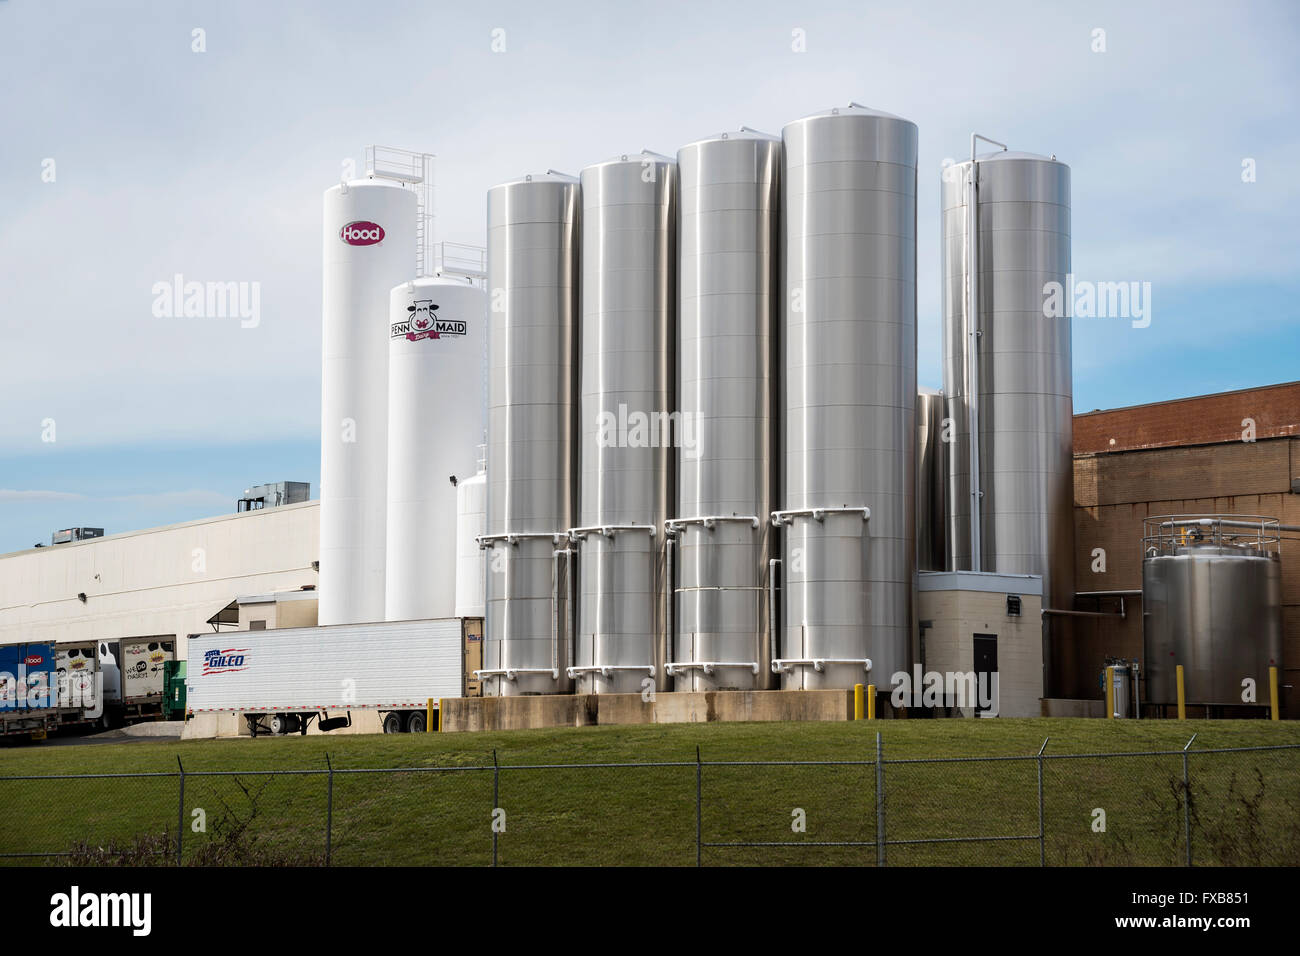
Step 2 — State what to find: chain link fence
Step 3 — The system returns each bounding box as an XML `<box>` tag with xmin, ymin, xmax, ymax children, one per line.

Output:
<box><xmin>2</xmin><ymin>738</ymin><xmax>1297</xmax><ymax>866</ymax></box>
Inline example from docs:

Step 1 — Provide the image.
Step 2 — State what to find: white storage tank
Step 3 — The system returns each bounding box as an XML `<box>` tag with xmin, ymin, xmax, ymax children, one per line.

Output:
<box><xmin>455</xmin><ymin>467</ymin><xmax>487</xmax><ymax>619</ymax></box>
<box><xmin>384</xmin><ymin>276</ymin><xmax>486</xmax><ymax>622</ymax></box>
<box><xmin>320</xmin><ymin>179</ymin><xmax>418</xmax><ymax>626</ymax></box>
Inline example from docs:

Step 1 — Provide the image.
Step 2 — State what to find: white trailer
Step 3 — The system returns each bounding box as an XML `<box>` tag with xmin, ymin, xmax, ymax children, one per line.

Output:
<box><xmin>118</xmin><ymin>636</ymin><xmax>175</xmax><ymax>715</ymax></box>
<box><xmin>186</xmin><ymin>618</ymin><xmax>463</xmax><ymax>736</ymax></box>
<box><xmin>55</xmin><ymin>640</ymin><xmax>105</xmax><ymax>730</ymax></box>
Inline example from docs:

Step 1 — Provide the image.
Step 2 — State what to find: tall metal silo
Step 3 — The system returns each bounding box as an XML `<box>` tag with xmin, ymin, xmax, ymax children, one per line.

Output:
<box><xmin>916</xmin><ymin>387</ymin><xmax>947</xmax><ymax>572</ymax></box>
<box><xmin>384</xmin><ymin>276</ymin><xmax>486</xmax><ymax>622</ymax></box>
<box><xmin>572</xmin><ymin>151</ymin><xmax>676</xmax><ymax>695</ymax></box>
<box><xmin>668</xmin><ymin>129</ymin><xmax>780</xmax><ymax>692</ymax></box>
<box><xmin>480</xmin><ymin>172</ymin><xmax>580</xmax><ymax>696</ymax></box>
<box><xmin>941</xmin><ymin>142</ymin><xmax>1074</xmax><ymax>683</ymax></box>
<box><xmin>320</xmin><ymin>179</ymin><xmax>417</xmax><ymax>626</ymax></box>
<box><xmin>777</xmin><ymin>104</ymin><xmax>918</xmax><ymax>691</ymax></box>
<box><xmin>1142</xmin><ymin>516</ymin><xmax>1283</xmax><ymax>710</ymax></box>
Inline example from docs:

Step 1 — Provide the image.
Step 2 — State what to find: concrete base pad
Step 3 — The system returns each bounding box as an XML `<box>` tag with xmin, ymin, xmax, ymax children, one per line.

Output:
<box><xmin>442</xmin><ymin>689</ymin><xmax>855</xmax><ymax>733</ymax></box>
<box><xmin>122</xmin><ymin>720</ymin><xmax>186</xmax><ymax>737</ymax></box>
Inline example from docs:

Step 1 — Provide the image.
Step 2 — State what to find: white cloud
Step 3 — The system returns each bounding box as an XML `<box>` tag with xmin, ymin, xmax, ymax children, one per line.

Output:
<box><xmin>0</xmin><ymin>489</ymin><xmax>86</xmax><ymax>502</ymax></box>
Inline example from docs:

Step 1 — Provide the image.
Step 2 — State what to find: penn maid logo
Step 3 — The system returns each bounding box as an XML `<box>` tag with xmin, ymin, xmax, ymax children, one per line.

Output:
<box><xmin>391</xmin><ymin>299</ymin><xmax>468</xmax><ymax>342</ymax></box>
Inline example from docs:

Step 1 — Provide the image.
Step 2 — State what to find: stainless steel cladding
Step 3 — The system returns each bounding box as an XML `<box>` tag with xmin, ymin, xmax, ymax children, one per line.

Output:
<box><xmin>916</xmin><ymin>388</ymin><xmax>947</xmax><ymax>572</ymax></box>
<box><xmin>669</xmin><ymin>130</ymin><xmax>780</xmax><ymax>692</ymax></box>
<box><xmin>941</xmin><ymin>149</ymin><xmax>1074</xmax><ymax>628</ymax></box>
<box><xmin>573</xmin><ymin>151</ymin><xmax>676</xmax><ymax>695</ymax></box>
<box><xmin>1142</xmin><ymin>516</ymin><xmax>1283</xmax><ymax>708</ymax></box>
<box><xmin>778</xmin><ymin>105</ymin><xmax>917</xmax><ymax>690</ymax></box>
<box><xmin>481</xmin><ymin>173</ymin><xmax>580</xmax><ymax>696</ymax></box>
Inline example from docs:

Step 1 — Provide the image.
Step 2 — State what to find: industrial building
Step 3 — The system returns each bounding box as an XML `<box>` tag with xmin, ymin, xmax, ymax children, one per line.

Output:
<box><xmin>0</xmin><ymin>499</ymin><xmax>319</xmax><ymax>662</ymax></box>
<box><xmin>3</xmin><ymin>114</ymin><xmax>1293</xmax><ymax>729</ymax></box>
<box><xmin>1</xmin><ymin>384</ymin><xmax>1293</xmax><ymax>721</ymax></box>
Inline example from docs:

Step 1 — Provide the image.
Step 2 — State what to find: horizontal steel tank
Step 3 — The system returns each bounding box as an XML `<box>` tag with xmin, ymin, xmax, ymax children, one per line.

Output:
<box><xmin>481</xmin><ymin>172</ymin><xmax>580</xmax><ymax>696</ymax></box>
<box><xmin>670</xmin><ymin>129</ymin><xmax>780</xmax><ymax>692</ymax></box>
<box><xmin>778</xmin><ymin>104</ymin><xmax>917</xmax><ymax>691</ymax></box>
<box><xmin>941</xmin><ymin>144</ymin><xmax>1074</xmax><ymax>689</ymax></box>
<box><xmin>1142</xmin><ymin>516</ymin><xmax>1283</xmax><ymax>708</ymax></box>
<box><xmin>916</xmin><ymin>387</ymin><xmax>947</xmax><ymax>573</ymax></box>
<box><xmin>573</xmin><ymin>151</ymin><xmax>676</xmax><ymax>695</ymax></box>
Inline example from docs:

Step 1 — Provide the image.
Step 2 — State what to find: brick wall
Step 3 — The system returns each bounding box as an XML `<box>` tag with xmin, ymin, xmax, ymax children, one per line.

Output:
<box><xmin>1070</xmin><ymin>433</ymin><xmax>1299</xmax><ymax>717</ymax></box>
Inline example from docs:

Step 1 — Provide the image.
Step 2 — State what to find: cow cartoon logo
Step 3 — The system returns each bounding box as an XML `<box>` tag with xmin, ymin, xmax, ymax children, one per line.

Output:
<box><xmin>406</xmin><ymin>299</ymin><xmax>439</xmax><ymax>340</ymax></box>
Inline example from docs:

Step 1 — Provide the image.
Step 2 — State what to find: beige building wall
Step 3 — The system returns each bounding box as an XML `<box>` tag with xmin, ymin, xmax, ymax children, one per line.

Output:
<box><xmin>0</xmin><ymin>501</ymin><xmax>319</xmax><ymax>662</ymax></box>
<box><xmin>236</xmin><ymin>592</ymin><xmax>320</xmax><ymax>631</ymax></box>
<box><xmin>917</xmin><ymin>572</ymin><xmax>1044</xmax><ymax>718</ymax></box>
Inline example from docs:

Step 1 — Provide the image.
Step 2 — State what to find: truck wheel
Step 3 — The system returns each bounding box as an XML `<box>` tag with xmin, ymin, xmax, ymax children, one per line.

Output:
<box><xmin>406</xmin><ymin>711</ymin><xmax>426</xmax><ymax>734</ymax></box>
<box><xmin>382</xmin><ymin>712</ymin><xmax>404</xmax><ymax>734</ymax></box>
<box><xmin>270</xmin><ymin>714</ymin><xmax>297</xmax><ymax>735</ymax></box>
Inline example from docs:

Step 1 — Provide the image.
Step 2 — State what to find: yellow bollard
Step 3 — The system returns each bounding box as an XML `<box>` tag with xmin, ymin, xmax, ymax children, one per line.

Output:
<box><xmin>1105</xmin><ymin>666</ymin><xmax>1115</xmax><ymax>719</ymax></box>
<box><xmin>1269</xmin><ymin>667</ymin><xmax>1279</xmax><ymax>722</ymax></box>
<box><xmin>1176</xmin><ymin>664</ymin><xmax>1186</xmax><ymax>720</ymax></box>
<box><xmin>854</xmin><ymin>683</ymin><xmax>865</xmax><ymax>720</ymax></box>
<box><xmin>426</xmin><ymin>698</ymin><xmax>434</xmax><ymax>733</ymax></box>
<box><xmin>866</xmin><ymin>684</ymin><xmax>876</xmax><ymax>720</ymax></box>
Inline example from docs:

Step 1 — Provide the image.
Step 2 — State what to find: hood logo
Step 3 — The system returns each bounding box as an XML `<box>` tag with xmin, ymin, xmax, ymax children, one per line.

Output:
<box><xmin>340</xmin><ymin>221</ymin><xmax>384</xmax><ymax>246</ymax></box>
<box><xmin>391</xmin><ymin>299</ymin><xmax>468</xmax><ymax>342</ymax></box>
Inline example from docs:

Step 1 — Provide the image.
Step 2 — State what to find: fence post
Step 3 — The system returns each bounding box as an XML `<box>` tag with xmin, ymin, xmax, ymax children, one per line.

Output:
<box><xmin>875</xmin><ymin>732</ymin><xmax>885</xmax><ymax>867</ymax></box>
<box><xmin>325</xmin><ymin>753</ymin><xmax>333</xmax><ymax>866</ymax></box>
<box><xmin>1182</xmin><ymin>734</ymin><xmax>1196</xmax><ymax>866</ymax></box>
<box><xmin>492</xmin><ymin>749</ymin><xmax>499</xmax><ymax>868</ymax></box>
<box><xmin>695</xmin><ymin>745</ymin><xmax>702</xmax><ymax>868</ymax></box>
<box><xmin>175</xmin><ymin>756</ymin><xmax>184</xmax><ymax>866</ymax></box>
<box><xmin>1037</xmin><ymin>737</ymin><xmax>1049</xmax><ymax>867</ymax></box>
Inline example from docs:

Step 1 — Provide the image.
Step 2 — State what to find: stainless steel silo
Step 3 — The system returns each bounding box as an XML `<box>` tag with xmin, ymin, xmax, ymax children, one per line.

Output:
<box><xmin>668</xmin><ymin>129</ymin><xmax>780</xmax><ymax>692</ymax></box>
<box><xmin>941</xmin><ymin>142</ymin><xmax>1074</xmax><ymax>686</ymax></box>
<box><xmin>480</xmin><ymin>172</ymin><xmax>580</xmax><ymax>696</ymax></box>
<box><xmin>1142</xmin><ymin>516</ymin><xmax>1283</xmax><ymax>709</ymax></box>
<box><xmin>916</xmin><ymin>387</ymin><xmax>947</xmax><ymax>572</ymax></box>
<box><xmin>777</xmin><ymin>104</ymin><xmax>917</xmax><ymax>691</ymax></box>
<box><xmin>572</xmin><ymin>151</ymin><xmax>676</xmax><ymax>695</ymax></box>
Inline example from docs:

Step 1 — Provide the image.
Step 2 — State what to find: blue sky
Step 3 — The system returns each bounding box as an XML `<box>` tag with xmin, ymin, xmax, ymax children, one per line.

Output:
<box><xmin>2</xmin><ymin>0</ymin><xmax>1298</xmax><ymax>554</ymax></box>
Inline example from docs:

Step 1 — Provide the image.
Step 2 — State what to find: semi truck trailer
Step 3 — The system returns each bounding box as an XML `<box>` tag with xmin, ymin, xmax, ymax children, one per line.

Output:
<box><xmin>0</xmin><ymin>641</ymin><xmax>59</xmax><ymax>739</ymax></box>
<box><xmin>186</xmin><ymin>618</ymin><xmax>465</xmax><ymax>735</ymax></box>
